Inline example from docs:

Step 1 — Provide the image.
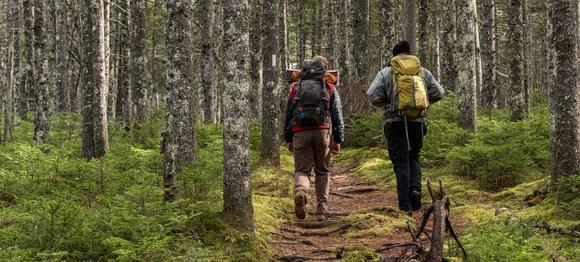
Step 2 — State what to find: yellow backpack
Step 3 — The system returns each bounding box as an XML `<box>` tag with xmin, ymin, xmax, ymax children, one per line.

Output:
<box><xmin>390</xmin><ymin>55</ymin><xmax>429</xmax><ymax>119</ymax></box>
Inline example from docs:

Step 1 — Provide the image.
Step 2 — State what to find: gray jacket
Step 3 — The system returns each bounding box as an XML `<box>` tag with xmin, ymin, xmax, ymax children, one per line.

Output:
<box><xmin>366</xmin><ymin>67</ymin><xmax>445</xmax><ymax>122</ymax></box>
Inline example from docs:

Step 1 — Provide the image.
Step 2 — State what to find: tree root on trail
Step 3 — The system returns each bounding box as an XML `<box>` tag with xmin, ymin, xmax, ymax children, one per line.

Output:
<box><xmin>270</xmin><ymin>239</ymin><xmax>315</xmax><ymax>246</ymax></box>
<box><xmin>307</xmin><ymin>210</ymin><xmax>351</xmax><ymax>217</ymax></box>
<box><xmin>277</xmin><ymin>254</ymin><xmax>336</xmax><ymax>261</ymax></box>
<box><xmin>294</xmin><ymin>220</ymin><xmax>340</xmax><ymax>229</ymax></box>
<box><xmin>332</xmin><ymin>160</ymin><xmax>361</xmax><ymax>176</ymax></box>
<box><xmin>330</xmin><ymin>191</ymin><xmax>355</xmax><ymax>199</ymax></box>
<box><xmin>279</xmin><ymin>223</ymin><xmax>352</xmax><ymax>237</ymax></box>
<box><xmin>337</xmin><ymin>186</ymin><xmax>379</xmax><ymax>194</ymax></box>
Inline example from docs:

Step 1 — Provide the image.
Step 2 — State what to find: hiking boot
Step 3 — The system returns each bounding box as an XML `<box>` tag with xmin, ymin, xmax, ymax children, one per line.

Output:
<box><xmin>411</xmin><ymin>191</ymin><xmax>422</xmax><ymax>211</ymax></box>
<box><xmin>294</xmin><ymin>193</ymin><xmax>307</xmax><ymax>219</ymax></box>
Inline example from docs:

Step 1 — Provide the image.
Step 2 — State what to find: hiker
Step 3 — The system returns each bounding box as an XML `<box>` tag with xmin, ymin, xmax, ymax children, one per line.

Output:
<box><xmin>366</xmin><ymin>40</ymin><xmax>445</xmax><ymax>214</ymax></box>
<box><xmin>284</xmin><ymin>57</ymin><xmax>345</xmax><ymax>221</ymax></box>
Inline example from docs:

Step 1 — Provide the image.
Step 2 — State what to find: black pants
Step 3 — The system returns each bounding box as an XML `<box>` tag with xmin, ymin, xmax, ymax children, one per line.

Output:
<box><xmin>384</xmin><ymin>121</ymin><xmax>426</xmax><ymax>212</ymax></box>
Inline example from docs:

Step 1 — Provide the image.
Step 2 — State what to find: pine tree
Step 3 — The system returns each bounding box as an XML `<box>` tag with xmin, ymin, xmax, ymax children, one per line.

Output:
<box><xmin>404</xmin><ymin>0</ymin><xmax>417</xmax><ymax>54</ymax></box>
<box><xmin>441</xmin><ymin>0</ymin><xmax>457</xmax><ymax>92</ymax></box>
<box><xmin>456</xmin><ymin>0</ymin><xmax>478</xmax><ymax>132</ymax></box>
<box><xmin>199</xmin><ymin>0</ymin><xmax>215</xmax><ymax>123</ymax></box>
<box><xmin>350</xmin><ymin>0</ymin><xmax>368</xmax><ymax>81</ymax></box>
<box><xmin>260</xmin><ymin>0</ymin><xmax>279</xmax><ymax>166</ymax></box>
<box><xmin>507</xmin><ymin>0</ymin><xmax>527</xmax><ymax>121</ymax></box>
<box><xmin>380</xmin><ymin>0</ymin><xmax>395</xmax><ymax>67</ymax></box>
<box><xmin>249</xmin><ymin>0</ymin><xmax>262</xmax><ymax>120</ymax></box>
<box><xmin>222</xmin><ymin>0</ymin><xmax>254</xmax><ymax>232</ymax></box>
<box><xmin>549</xmin><ymin>0</ymin><xmax>580</xmax><ymax>185</ymax></box>
<box><xmin>131</xmin><ymin>0</ymin><xmax>148</xmax><ymax>124</ymax></box>
<box><xmin>33</xmin><ymin>0</ymin><xmax>50</xmax><ymax>144</ymax></box>
<box><xmin>481</xmin><ymin>0</ymin><xmax>497</xmax><ymax>109</ymax></box>
<box><xmin>163</xmin><ymin>0</ymin><xmax>198</xmax><ymax>202</ymax></box>
<box><xmin>23</xmin><ymin>0</ymin><xmax>35</xmax><ymax>120</ymax></box>
<box><xmin>116</xmin><ymin>0</ymin><xmax>132</xmax><ymax>128</ymax></box>
<box><xmin>82</xmin><ymin>0</ymin><xmax>109</xmax><ymax>159</ymax></box>
<box><xmin>296</xmin><ymin>0</ymin><xmax>305</xmax><ymax>67</ymax></box>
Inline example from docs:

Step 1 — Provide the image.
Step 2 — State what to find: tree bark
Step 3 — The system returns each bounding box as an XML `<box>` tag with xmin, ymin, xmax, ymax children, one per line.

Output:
<box><xmin>417</xmin><ymin>0</ymin><xmax>429</xmax><ymax>65</ymax></box>
<box><xmin>222</xmin><ymin>0</ymin><xmax>254</xmax><ymax>232</ymax></box>
<box><xmin>507</xmin><ymin>0</ymin><xmax>526</xmax><ymax>121</ymax></box>
<box><xmin>380</xmin><ymin>0</ymin><xmax>395</xmax><ymax>67</ymax></box>
<box><xmin>163</xmin><ymin>0</ymin><xmax>198</xmax><ymax>202</ymax></box>
<box><xmin>248</xmin><ymin>0</ymin><xmax>262</xmax><ymax>120</ymax></box>
<box><xmin>82</xmin><ymin>0</ymin><xmax>109</xmax><ymax>159</ymax></box>
<box><xmin>550</xmin><ymin>0</ymin><xmax>580</xmax><ymax>184</ymax></box>
<box><xmin>441</xmin><ymin>0</ymin><xmax>457</xmax><ymax>92</ymax></box>
<box><xmin>23</xmin><ymin>0</ymin><xmax>35</xmax><ymax>119</ymax></box>
<box><xmin>296</xmin><ymin>0</ymin><xmax>305</xmax><ymax>67</ymax></box>
<box><xmin>404</xmin><ymin>0</ymin><xmax>417</xmax><ymax>54</ymax></box>
<box><xmin>2</xmin><ymin>1</ymin><xmax>16</xmax><ymax>142</ymax></box>
<box><xmin>130</xmin><ymin>0</ymin><xmax>149</xmax><ymax>125</ymax></box>
<box><xmin>522</xmin><ymin>0</ymin><xmax>531</xmax><ymax>113</ymax></box>
<box><xmin>336</xmin><ymin>0</ymin><xmax>348</xmax><ymax>83</ymax></box>
<box><xmin>350</xmin><ymin>0</ymin><xmax>368</xmax><ymax>81</ymax></box>
<box><xmin>260</xmin><ymin>0</ymin><xmax>280</xmax><ymax>167</ymax></box>
<box><xmin>456</xmin><ymin>0</ymin><xmax>478</xmax><ymax>132</ymax></box>
<box><xmin>116</xmin><ymin>0</ymin><xmax>132</xmax><ymax>129</ymax></box>
<box><xmin>481</xmin><ymin>0</ymin><xmax>497</xmax><ymax>109</ymax></box>
<box><xmin>33</xmin><ymin>0</ymin><xmax>50</xmax><ymax>144</ymax></box>
<box><xmin>199</xmin><ymin>0</ymin><xmax>215</xmax><ymax>123</ymax></box>
<box><xmin>323</xmin><ymin>0</ymin><xmax>334</xmax><ymax>68</ymax></box>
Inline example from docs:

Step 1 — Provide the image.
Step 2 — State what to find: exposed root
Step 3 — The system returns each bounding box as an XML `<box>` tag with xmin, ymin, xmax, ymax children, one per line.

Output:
<box><xmin>294</xmin><ymin>220</ymin><xmax>339</xmax><ymax>229</ymax></box>
<box><xmin>330</xmin><ymin>191</ymin><xmax>355</xmax><ymax>199</ymax></box>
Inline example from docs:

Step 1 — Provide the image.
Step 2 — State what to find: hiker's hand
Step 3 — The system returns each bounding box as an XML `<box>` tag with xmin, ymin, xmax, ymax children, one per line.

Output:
<box><xmin>287</xmin><ymin>143</ymin><xmax>293</xmax><ymax>153</ymax></box>
<box><xmin>331</xmin><ymin>144</ymin><xmax>341</xmax><ymax>155</ymax></box>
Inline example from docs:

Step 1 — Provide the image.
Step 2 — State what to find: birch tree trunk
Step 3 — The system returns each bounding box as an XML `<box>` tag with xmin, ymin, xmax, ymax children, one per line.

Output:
<box><xmin>481</xmin><ymin>0</ymin><xmax>497</xmax><ymax>109</ymax></box>
<box><xmin>131</xmin><ymin>0</ymin><xmax>149</xmax><ymax>125</ymax></box>
<box><xmin>82</xmin><ymin>0</ymin><xmax>109</xmax><ymax>159</ymax></box>
<box><xmin>550</xmin><ymin>0</ymin><xmax>580</xmax><ymax>184</ymax></box>
<box><xmin>163</xmin><ymin>0</ymin><xmax>198</xmax><ymax>202</ymax></box>
<box><xmin>248</xmin><ymin>0</ymin><xmax>262</xmax><ymax>120</ymax></box>
<box><xmin>222</xmin><ymin>0</ymin><xmax>254</xmax><ymax>232</ymax></box>
<box><xmin>33</xmin><ymin>0</ymin><xmax>50</xmax><ymax>144</ymax></box>
<box><xmin>380</xmin><ymin>0</ymin><xmax>395</xmax><ymax>67</ymax></box>
<box><xmin>507</xmin><ymin>0</ymin><xmax>527</xmax><ymax>121</ymax></box>
<box><xmin>199</xmin><ymin>0</ymin><xmax>215</xmax><ymax>123</ymax></box>
<box><xmin>404</xmin><ymin>0</ymin><xmax>417</xmax><ymax>54</ymax></box>
<box><xmin>350</xmin><ymin>0</ymin><xmax>368</xmax><ymax>81</ymax></box>
<box><xmin>456</xmin><ymin>0</ymin><xmax>478</xmax><ymax>132</ymax></box>
<box><xmin>260</xmin><ymin>0</ymin><xmax>279</xmax><ymax>167</ymax></box>
<box><xmin>441</xmin><ymin>0</ymin><xmax>457</xmax><ymax>92</ymax></box>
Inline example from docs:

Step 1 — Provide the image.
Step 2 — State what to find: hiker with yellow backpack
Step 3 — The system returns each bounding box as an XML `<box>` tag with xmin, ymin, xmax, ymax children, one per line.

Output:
<box><xmin>367</xmin><ymin>40</ymin><xmax>445</xmax><ymax>215</ymax></box>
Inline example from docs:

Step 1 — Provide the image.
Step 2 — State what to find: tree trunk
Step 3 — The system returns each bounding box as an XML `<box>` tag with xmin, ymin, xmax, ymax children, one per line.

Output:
<box><xmin>13</xmin><ymin>1</ymin><xmax>24</xmax><ymax>120</ymax></box>
<box><xmin>82</xmin><ymin>0</ymin><xmax>109</xmax><ymax>159</ymax></box>
<box><xmin>481</xmin><ymin>0</ymin><xmax>497</xmax><ymax>110</ymax></box>
<box><xmin>33</xmin><ymin>0</ymin><xmax>50</xmax><ymax>144</ymax></box>
<box><xmin>323</xmin><ymin>0</ymin><xmax>334</xmax><ymax>68</ymax></box>
<box><xmin>199</xmin><ymin>0</ymin><xmax>215</xmax><ymax>123</ymax></box>
<box><xmin>507</xmin><ymin>0</ymin><xmax>526</xmax><ymax>121</ymax></box>
<box><xmin>23</xmin><ymin>0</ymin><xmax>35</xmax><ymax>119</ymax></box>
<box><xmin>131</xmin><ymin>0</ymin><xmax>148</xmax><ymax>125</ymax></box>
<box><xmin>456</xmin><ymin>0</ymin><xmax>478</xmax><ymax>132</ymax></box>
<box><xmin>350</xmin><ymin>0</ymin><xmax>368</xmax><ymax>81</ymax></box>
<box><xmin>404</xmin><ymin>0</ymin><xmax>417</xmax><ymax>54</ymax></box>
<box><xmin>380</xmin><ymin>0</ymin><xmax>396</xmax><ymax>67</ymax></box>
<box><xmin>550</xmin><ymin>0</ymin><xmax>580</xmax><ymax>185</ymax></box>
<box><xmin>249</xmin><ymin>0</ymin><xmax>262</xmax><ymax>120</ymax></box>
<box><xmin>2</xmin><ymin>1</ymin><xmax>16</xmax><ymax>142</ymax></box>
<box><xmin>260</xmin><ymin>0</ymin><xmax>280</xmax><ymax>167</ymax></box>
<box><xmin>417</xmin><ymin>0</ymin><xmax>429</xmax><ymax>65</ymax></box>
<box><xmin>441</xmin><ymin>0</ymin><xmax>457</xmax><ymax>92</ymax></box>
<box><xmin>473</xmin><ymin>0</ymin><xmax>483</xmax><ymax>107</ymax></box>
<box><xmin>115</xmin><ymin>0</ymin><xmax>132</xmax><ymax>128</ymax></box>
<box><xmin>163</xmin><ymin>0</ymin><xmax>198</xmax><ymax>202</ymax></box>
<box><xmin>522</xmin><ymin>0</ymin><xmax>531</xmax><ymax>113</ymax></box>
<box><xmin>297</xmin><ymin>0</ymin><xmax>306</xmax><ymax>67</ymax></box>
<box><xmin>222</xmin><ymin>0</ymin><xmax>254</xmax><ymax>232</ymax></box>
<box><xmin>336</xmin><ymin>0</ymin><xmax>348</xmax><ymax>83</ymax></box>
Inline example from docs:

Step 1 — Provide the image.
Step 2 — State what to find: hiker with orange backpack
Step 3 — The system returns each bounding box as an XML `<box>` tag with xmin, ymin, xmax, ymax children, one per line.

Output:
<box><xmin>366</xmin><ymin>41</ymin><xmax>445</xmax><ymax>214</ymax></box>
<box><xmin>284</xmin><ymin>57</ymin><xmax>345</xmax><ymax>221</ymax></box>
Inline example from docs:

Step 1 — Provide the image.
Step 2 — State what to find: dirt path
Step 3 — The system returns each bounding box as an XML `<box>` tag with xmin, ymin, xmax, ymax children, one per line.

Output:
<box><xmin>270</xmin><ymin>166</ymin><xmax>469</xmax><ymax>261</ymax></box>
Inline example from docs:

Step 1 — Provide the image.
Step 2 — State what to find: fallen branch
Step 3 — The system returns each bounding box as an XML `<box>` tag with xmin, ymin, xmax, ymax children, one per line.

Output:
<box><xmin>338</xmin><ymin>186</ymin><xmax>379</xmax><ymax>194</ymax></box>
<box><xmin>302</xmin><ymin>224</ymin><xmax>352</xmax><ymax>237</ymax></box>
<box><xmin>534</xmin><ymin>222</ymin><xmax>580</xmax><ymax>238</ymax></box>
<box><xmin>270</xmin><ymin>239</ymin><xmax>315</xmax><ymax>246</ymax></box>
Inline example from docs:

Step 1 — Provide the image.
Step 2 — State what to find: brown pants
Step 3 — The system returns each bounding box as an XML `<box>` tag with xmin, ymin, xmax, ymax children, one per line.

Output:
<box><xmin>293</xmin><ymin>129</ymin><xmax>331</xmax><ymax>213</ymax></box>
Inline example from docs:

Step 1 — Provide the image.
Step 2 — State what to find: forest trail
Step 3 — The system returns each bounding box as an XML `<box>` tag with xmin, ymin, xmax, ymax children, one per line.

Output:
<box><xmin>270</xmin><ymin>165</ymin><xmax>469</xmax><ymax>261</ymax></box>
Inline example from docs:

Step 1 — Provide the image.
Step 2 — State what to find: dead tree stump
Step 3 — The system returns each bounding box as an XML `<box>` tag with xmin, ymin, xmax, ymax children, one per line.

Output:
<box><xmin>415</xmin><ymin>179</ymin><xmax>467</xmax><ymax>261</ymax></box>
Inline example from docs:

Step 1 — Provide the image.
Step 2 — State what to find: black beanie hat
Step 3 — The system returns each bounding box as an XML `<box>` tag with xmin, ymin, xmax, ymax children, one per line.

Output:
<box><xmin>392</xmin><ymin>40</ymin><xmax>411</xmax><ymax>56</ymax></box>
